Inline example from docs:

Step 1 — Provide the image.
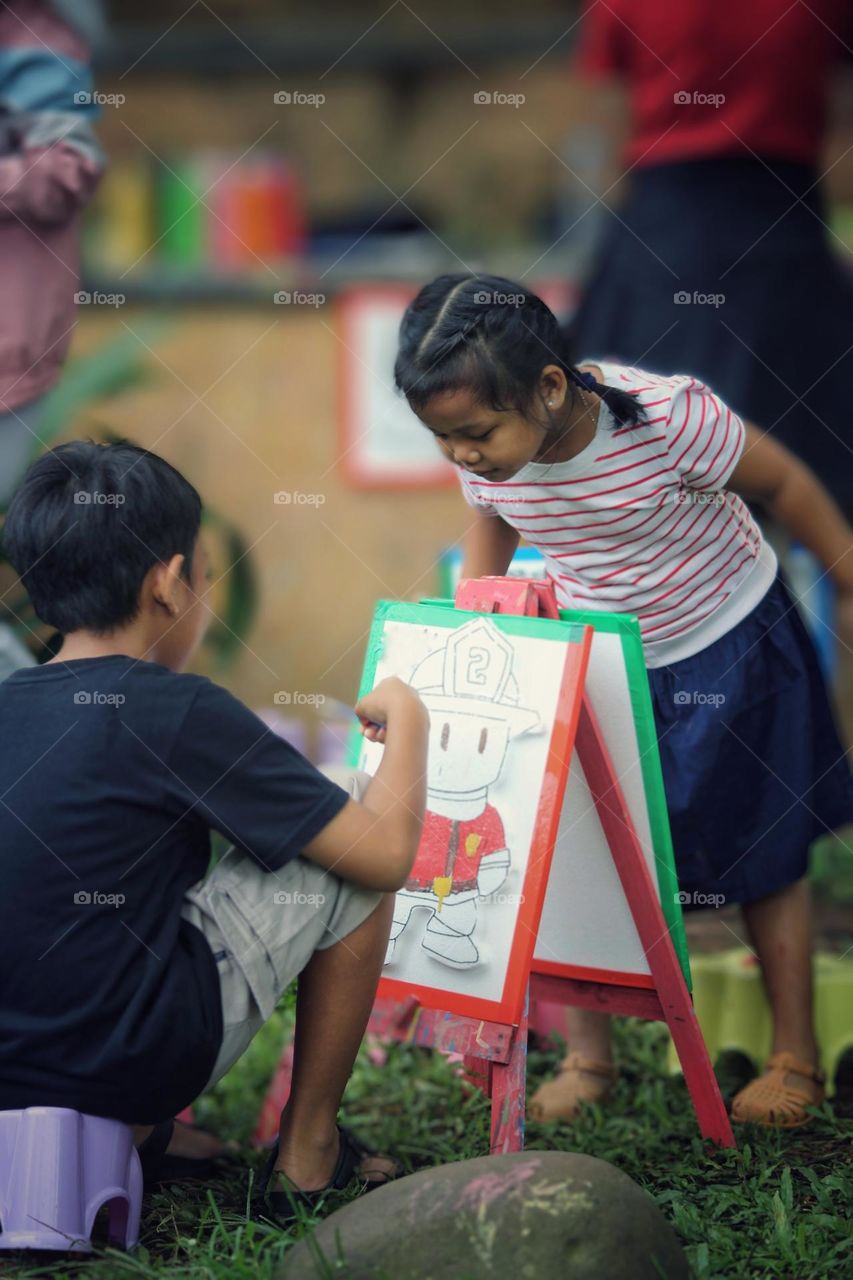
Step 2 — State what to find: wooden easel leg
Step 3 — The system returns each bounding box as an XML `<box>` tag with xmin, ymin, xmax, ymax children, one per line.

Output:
<box><xmin>462</xmin><ymin>1054</ymin><xmax>492</xmax><ymax>1094</ymax></box>
<box><xmin>576</xmin><ymin>698</ymin><xmax>736</xmax><ymax>1149</ymax></box>
<box><xmin>489</xmin><ymin>993</ymin><xmax>528</xmax><ymax>1154</ymax></box>
<box><xmin>664</xmin><ymin>1002</ymin><xmax>735</xmax><ymax>1146</ymax></box>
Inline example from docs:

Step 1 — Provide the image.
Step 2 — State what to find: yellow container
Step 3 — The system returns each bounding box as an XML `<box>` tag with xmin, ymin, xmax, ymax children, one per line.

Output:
<box><xmin>667</xmin><ymin>949</ymin><xmax>853</xmax><ymax>1092</ymax></box>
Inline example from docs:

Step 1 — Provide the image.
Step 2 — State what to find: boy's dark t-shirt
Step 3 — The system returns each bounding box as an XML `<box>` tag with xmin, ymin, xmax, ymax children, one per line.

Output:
<box><xmin>0</xmin><ymin>655</ymin><xmax>350</xmax><ymax>1123</ymax></box>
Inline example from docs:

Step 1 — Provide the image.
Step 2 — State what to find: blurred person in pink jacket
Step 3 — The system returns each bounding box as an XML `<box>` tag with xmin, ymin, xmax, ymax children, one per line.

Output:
<box><xmin>0</xmin><ymin>0</ymin><xmax>104</xmax><ymax>507</ymax></box>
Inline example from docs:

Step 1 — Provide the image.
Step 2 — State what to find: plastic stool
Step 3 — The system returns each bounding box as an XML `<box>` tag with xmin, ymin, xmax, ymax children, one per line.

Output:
<box><xmin>0</xmin><ymin>1107</ymin><xmax>142</xmax><ymax>1252</ymax></box>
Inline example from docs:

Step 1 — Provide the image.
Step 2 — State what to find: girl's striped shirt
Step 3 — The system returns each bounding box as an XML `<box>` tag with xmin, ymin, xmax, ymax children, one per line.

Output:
<box><xmin>459</xmin><ymin>361</ymin><xmax>777</xmax><ymax>668</ymax></box>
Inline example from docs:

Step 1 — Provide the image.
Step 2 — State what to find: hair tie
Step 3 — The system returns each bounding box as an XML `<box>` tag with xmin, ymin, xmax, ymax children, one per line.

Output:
<box><xmin>570</xmin><ymin>369</ymin><xmax>597</xmax><ymax>392</ymax></box>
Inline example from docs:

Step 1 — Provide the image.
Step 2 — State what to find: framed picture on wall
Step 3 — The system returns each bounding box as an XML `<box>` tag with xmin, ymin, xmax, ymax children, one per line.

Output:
<box><xmin>337</xmin><ymin>284</ymin><xmax>453</xmax><ymax>489</ymax></box>
<box><xmin>335</xmin><ymin>281</ymin><xmax>577</xmax><ymax>490</ymax></box>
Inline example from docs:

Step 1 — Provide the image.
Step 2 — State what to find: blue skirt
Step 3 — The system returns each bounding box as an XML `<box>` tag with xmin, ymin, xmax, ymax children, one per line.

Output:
<box><xmin>648</xmin><ymin>575</ymin><xmax>853</xmax><ymax>907</ymax></box>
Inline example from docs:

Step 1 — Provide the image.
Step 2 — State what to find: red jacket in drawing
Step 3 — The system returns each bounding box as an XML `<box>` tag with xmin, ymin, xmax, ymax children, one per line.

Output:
<box><xmin>405</xmin><ymin>804</ymin><xmax>507</xmax><ymax>898</ymax></box>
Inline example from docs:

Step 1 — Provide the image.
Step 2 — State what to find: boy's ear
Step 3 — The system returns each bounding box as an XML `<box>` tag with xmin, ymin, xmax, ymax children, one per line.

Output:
<box><xmin>150</xmin><ymin>554</ymin><xmax>186</xmax><ymax>617</ymax></box>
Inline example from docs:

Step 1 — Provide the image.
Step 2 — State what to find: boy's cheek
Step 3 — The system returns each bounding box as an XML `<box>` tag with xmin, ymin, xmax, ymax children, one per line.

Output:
<box><xmin>196</xmin><ymin>607</ymin><xmax>213</xmax><ymax>646</ymax></box>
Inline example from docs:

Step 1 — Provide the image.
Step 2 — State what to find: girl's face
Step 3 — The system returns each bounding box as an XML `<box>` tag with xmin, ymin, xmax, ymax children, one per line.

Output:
<box><xmin>416</xmin><ymin>368</ymin><xmax>569</xmax><ymax>482</ymax></box>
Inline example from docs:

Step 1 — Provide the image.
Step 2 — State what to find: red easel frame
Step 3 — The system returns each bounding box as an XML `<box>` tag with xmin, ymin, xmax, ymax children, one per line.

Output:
<box><xmin>254</xmin><ymin>578</ymin><xmax>735</xmax><ymax>1152</ymax></box>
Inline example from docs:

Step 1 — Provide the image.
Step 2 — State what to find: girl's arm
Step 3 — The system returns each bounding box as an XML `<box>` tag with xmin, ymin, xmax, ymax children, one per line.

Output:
<box><xmin>0</xmin><ymin>115</ymin><xmax>103</xmax><ymax>226</ymax></box>
<box><xmin>728</xmin><ymin>424</ymin><xmax>853</xmax><ymax>591</ymax></box>
<box><xmin>462</xmin><ymin>506</ymin><xmax>520</xmax><ymax>578</ymax></box>
<box><xmin>0</xmin><ymin>143</ymin><xmax>101</xmax><ymax>225</ymax></box>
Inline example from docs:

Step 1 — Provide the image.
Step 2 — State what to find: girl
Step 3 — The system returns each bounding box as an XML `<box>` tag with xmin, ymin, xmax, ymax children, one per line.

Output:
<box><xmin>394</xmin><ymin>272</ymin><xmax>853</xmax><ymax>1129</ymax></box>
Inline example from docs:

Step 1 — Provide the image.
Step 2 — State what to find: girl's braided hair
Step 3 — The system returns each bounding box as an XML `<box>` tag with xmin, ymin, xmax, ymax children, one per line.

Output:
<box><xmin>394</xmin><ymin>273</ymin><xmax>645</xmax><ymax>428</ymax></box>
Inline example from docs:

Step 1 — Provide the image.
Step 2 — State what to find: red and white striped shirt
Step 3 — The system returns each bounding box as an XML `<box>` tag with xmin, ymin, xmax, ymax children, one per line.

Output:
<box><xmin>459</xmin><ymin>362</ymin><xmax>778</xmax><ymax>667</ymax></box>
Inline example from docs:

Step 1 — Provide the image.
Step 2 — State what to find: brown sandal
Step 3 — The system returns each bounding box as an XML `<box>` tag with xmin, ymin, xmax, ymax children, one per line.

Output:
<box><xmin>529</xmin><ymin>1052</ymin><xmax>619</xmax><ymax>1123</ymax></box>
<box><xmin>731</xmin><ymin>1051</ymin><xmax>826</xmax><ymax>1129</ymax></box>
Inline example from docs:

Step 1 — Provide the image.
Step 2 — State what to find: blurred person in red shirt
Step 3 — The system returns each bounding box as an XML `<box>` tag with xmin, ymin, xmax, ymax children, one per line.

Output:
<box><xmin>567</xmin><ymin>0</ymin><xmax>853</xmax><ymax>512</ymax></box>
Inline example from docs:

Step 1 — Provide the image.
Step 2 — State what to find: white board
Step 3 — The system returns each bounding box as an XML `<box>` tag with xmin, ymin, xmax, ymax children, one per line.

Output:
<box><xmin>534</xmin><ymin>629</ymin><xmax>662</xmax><ymax>980</ymax></box>
<box><xmin>357</xmin><ymin>608</ymin><xmax>586</xmax><ymax>1020</ymax></box>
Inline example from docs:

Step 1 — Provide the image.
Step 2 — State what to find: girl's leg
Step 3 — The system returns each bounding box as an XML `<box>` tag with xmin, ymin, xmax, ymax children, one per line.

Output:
<box><xmin>731</xmin><ymin>876</ymin><xmax>824</xmax><ymax>1126</ymax></box>
<box><xmin>528</xmin><ymin>1007</ymin><xmax>616</xmax><ymax>1121</ymax></box>
<box><xmin>740</xmin><ymin>877</ymin><xmax>819</xmax><ymax>1077</ymax></box>
<box><xmin>564</xmin><ymin>1008</ymin><xmax>614</xmax><ymax>1062</ymax></box>
<box><xmin>274</xmin><ymin>894</ymin><xmax>395</xmax><ymax>1190</ymax></box>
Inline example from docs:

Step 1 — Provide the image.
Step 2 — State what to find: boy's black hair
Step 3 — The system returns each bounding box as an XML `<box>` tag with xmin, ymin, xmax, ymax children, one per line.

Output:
<box><xmin>394</xmin><ymin>273</ymin><xmax>645</xmax><ymax>429</ymax></box>
<box><xmin>3</xmin><ymin>440</ymin><xmax>202</xmax><ymax>635</ymax></box>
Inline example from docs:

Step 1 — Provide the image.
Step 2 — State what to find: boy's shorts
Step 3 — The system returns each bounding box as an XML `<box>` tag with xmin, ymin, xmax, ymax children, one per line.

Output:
<box><xmin>181</xmin><ymin>765</ymin><xmax>381</xmax><ymax>1091</ymax></box>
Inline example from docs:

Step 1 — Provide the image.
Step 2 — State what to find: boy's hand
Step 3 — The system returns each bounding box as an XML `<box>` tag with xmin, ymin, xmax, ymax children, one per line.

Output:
<box><xmin>305</xmin><ymin>678</ymin><xmax>429</xmax><ymax>890</ymax></box>
<box><xmin>356</xmin><ymin>677</ymin><xmax>428</xmax><ymax>744</ymax></box>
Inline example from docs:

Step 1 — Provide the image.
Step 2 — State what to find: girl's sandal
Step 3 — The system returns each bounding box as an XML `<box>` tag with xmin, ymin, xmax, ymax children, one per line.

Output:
<box><xmin>731</xmin><ymin>1052</ymin><xmax>827</xmax><ymax>1129</ymax></box>
<box><xmin>528</xmin><ymin>1051</ymin><xmax>619</xmax><ymax>1122</ymax></box>
<box><xmin>253</xmin><ymin>1124</ymin><xmax>401</xmax><ymax>1230</ymax></box>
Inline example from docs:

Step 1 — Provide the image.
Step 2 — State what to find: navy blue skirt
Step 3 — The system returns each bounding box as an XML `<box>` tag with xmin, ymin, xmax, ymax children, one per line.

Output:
<box><xmin>648</xmin><ymin>575</ymin><xmax>853</xmax><ymax>907</ymax></box>
<box><xmin>569</xmin><ymin>157</ymin><xmax>853</xmax><ymax>512</ymax></box>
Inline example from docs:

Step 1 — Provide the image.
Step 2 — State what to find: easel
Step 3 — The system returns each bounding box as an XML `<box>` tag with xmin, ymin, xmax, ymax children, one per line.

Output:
<box><xmin>254</xmin><ymin>578</ymin><xmax>735</xmax><ymax>1151</ymax></box>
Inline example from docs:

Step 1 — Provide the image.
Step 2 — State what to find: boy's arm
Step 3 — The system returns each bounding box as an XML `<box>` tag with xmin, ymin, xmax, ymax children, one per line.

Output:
<box><xmin>301</xmin><ymin>678</ymin><xmax>429</xmax><ymax>892</ymax></box>
<box><xmin>462</xmin><ymin>506</ymin><xmax>520</xmax><ymax>578</ymax></box>
<box><xmin>728</xmin><ymin>424</ymin><xmax>853</xmax><ymax>593</ymax></box>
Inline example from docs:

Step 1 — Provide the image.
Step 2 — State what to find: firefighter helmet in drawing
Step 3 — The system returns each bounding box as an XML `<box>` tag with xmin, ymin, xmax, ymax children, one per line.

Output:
<box><xmin>410</xmin><ymin>617</ymin><xmax>539</xmax><ymax>736</ymax></box>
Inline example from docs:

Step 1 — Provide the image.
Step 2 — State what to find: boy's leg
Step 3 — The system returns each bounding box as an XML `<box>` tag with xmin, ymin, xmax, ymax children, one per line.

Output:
<box><xmin>275</xmin><ymin>893</ymin><xmax>396</xmax><ymax>1190</ymax></box>
<box><xmin>173</xmin><ymin>765</ymin><xmax>397</xmax><ymax>1183</ymax></box>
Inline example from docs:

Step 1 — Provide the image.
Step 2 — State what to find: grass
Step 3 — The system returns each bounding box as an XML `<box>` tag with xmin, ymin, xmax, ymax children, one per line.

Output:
<box><xmin>1</xmin><ymin>1012</ymin><xmax>851</xmax><ymax>1280</ymax></box>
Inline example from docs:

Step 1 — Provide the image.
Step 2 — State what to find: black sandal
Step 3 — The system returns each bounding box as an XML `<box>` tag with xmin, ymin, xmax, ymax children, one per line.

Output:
<box><xmin>137</xmin><ymin>1120</ymin><xmax>175</xmax><ymax>1188</ymax></box>
<box><xmin>253</xmin><ymin>1124</ymin><xmax>400</xmax><ymax>1230</ymax></box>
<box><xmin>138</xmin><ymin>1119</ymin><xmax>239</xmax><ymax>1188</ymax></box>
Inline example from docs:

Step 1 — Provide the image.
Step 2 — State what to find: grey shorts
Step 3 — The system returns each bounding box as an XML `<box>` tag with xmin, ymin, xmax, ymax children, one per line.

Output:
<box><xmin>181</xmin><ymin>765</ymin><xmax>381</xmax><ymax>1091</ymax></box>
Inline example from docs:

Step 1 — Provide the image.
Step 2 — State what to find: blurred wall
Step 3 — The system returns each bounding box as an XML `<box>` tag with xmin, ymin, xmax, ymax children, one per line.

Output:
<box><xmin>67</xmin><ymin>308</ymin><xmax>467</xmax><ymax>718</ymax></box>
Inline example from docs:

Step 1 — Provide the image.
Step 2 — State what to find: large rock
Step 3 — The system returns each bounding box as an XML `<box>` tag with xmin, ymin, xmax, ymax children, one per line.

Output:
<box><xmin>280</xmin><ymin>1150</ymin><xmax>690</xmax><ymax>1279</ymax></box>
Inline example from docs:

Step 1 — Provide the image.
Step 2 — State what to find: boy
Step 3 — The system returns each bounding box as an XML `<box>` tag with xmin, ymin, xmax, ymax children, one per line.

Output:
<box><xmin>0</xmin><ymin>440</ymin><xmax>429</xmax><ymax>1223</ymax></box>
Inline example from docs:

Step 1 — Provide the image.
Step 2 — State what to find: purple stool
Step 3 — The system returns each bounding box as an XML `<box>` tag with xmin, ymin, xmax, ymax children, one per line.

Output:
<box><xmin>0</xmin><ymin>1108</ymin><xmax>142</xmax><ymax>1252</ymax></box>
